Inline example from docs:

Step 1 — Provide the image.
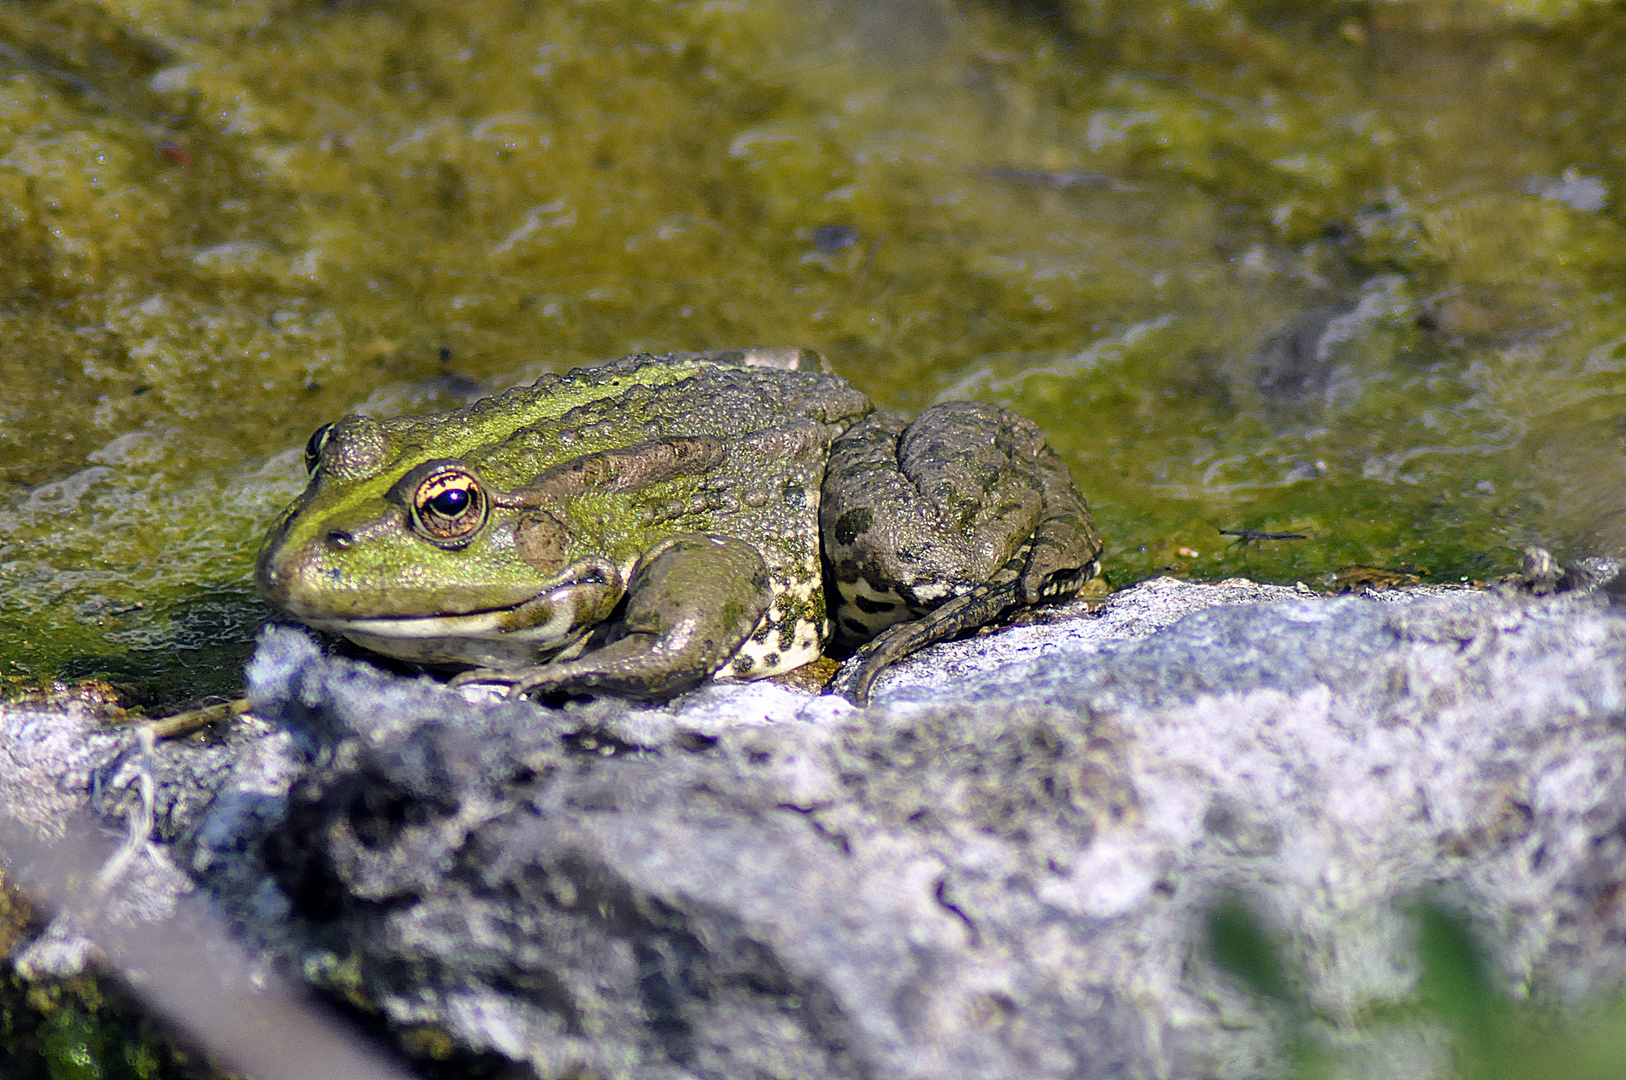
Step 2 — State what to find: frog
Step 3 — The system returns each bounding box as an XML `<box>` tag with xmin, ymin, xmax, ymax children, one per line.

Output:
<box><xmin>255</xmin><ymin>347</ymin><xmax>1102</xmax><ymax>704</ymax></box>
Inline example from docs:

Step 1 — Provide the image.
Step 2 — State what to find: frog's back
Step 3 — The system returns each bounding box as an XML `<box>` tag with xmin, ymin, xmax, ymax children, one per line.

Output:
<box><xmin>379</xmin><ymin>350</ymin><xmax>870</xmax><ymax>492</ymax></box>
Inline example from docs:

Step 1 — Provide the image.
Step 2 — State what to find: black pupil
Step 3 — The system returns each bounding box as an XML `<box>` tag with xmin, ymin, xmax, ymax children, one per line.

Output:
<box><xmin>429</xmin><ymin>487</ymin><xmax>470</xmax><ymax>517</ymax></box>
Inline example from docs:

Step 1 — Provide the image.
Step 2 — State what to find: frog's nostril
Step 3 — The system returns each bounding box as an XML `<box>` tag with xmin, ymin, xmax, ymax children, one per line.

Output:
<box><xmin>326</xmin><ymin>529</ymin><xmax>355</xmax><ymax>550</ymax></box>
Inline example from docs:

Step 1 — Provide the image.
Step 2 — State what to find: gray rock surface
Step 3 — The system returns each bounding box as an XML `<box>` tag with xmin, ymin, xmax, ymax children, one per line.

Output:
<box><xmin>6</xmin><ymin>574</ymin><xmax>1626</xmax><ymax>1079</ymax></box>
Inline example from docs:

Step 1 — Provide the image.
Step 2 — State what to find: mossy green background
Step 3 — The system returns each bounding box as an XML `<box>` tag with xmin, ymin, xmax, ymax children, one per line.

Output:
<box><xmin>2</xmin><ymin>0</ymin><xmax>1624</xmax><ymax>707</ymax></box>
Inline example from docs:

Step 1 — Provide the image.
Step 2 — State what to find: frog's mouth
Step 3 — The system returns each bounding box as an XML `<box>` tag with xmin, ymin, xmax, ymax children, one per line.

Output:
<box><xmin>318</xmin><ymin>604</ymin><xmax>587</xmax><ymax>670</ymax></box>
<box><xmin>311</xmin><ymin>596</ymin><xmax>582</xmax><ymax>644</ymax></box>
<box><xmin>262</xmin><ymin>548</ymin><xmax>627</xmax><ymax>669</ymax></box>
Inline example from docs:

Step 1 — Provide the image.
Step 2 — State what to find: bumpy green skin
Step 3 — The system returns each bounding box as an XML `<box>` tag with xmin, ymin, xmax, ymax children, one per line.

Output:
<box><xmin>256</xmin><ymin>349</ymin><xmax>1102</xmax><ymax>702</ymax></box>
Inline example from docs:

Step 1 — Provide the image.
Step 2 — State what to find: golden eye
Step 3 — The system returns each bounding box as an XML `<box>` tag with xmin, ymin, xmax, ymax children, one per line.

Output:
<box><xmin>411</xmin><ymin>468</ymin><xmax>488</xmax><ymax>545</ymax></box>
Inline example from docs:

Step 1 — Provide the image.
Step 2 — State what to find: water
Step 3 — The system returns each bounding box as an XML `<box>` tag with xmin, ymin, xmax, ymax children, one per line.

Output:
<box><xmin>1</xmin><ymin>0</ymin><xmax>1623</xmax><ymax>703</ymax></box>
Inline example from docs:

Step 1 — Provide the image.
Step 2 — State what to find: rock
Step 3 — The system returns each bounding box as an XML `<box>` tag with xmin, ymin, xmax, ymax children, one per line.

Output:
<box><xmin>6</xmin><ymin>574</ymin><xmax>1626</xmax><ymax>1079</ymax></box>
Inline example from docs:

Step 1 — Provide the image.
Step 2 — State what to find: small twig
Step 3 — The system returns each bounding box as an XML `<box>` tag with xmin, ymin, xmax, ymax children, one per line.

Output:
<box><xmin>145</xmin><ymin>698</ymin><xmax>251</xmax><ymax>741</ymax></box>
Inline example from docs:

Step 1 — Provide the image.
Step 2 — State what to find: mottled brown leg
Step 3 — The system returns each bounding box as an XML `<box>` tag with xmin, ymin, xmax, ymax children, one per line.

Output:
<box><xmin>821</xmin><ymin>402</ymin><xmax>1102</xmax><ymax>703</ymax></box>
<box><xmin>822</xmin><ymin>406</ymin><xmax>1044</xmax><ymax>619</ymax></box>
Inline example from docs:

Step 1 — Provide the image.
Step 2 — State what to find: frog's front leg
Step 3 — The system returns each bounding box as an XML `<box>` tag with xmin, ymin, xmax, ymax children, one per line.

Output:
<box><xmin>822</xmin><ymin>402</ymin><xmax>1102</xmax><ymax>704</ymax></box>
<box><xmin>456</xmin><ymin>534</ymin><xmax>773</xmax><ymax>700</ymax></box>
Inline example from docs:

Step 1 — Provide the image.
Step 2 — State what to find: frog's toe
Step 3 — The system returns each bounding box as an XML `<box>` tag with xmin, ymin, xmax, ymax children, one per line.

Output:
<box><xmin>1019</xmin><ymin>557</ymin><xmax>1092</xmax><ymax>605</ymax></box>
<box><xmin>827</xmin><ymin>614</ymin><xmax>942</xmax><ymax>705</ymax></box>
<box><xmin>448</xmin><ymin>667</ymin><xmax>520</xmax><ymax>689</ymax></box>
<box><xmin>503</xmin><ymin>668</ymin><xmax>570</xmax><ymax>698</ymax></box>
<box><xmin>828</xmin><ymin>653</ymin><xmax>881</xmax><ymax>706</ymax></box>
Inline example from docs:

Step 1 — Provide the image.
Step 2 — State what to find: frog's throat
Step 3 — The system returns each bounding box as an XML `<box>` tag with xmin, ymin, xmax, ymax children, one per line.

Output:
<box><xmin>311</xmin><ymin>558</ymin><xmax>623</xmax><ymax>645</ymax></box>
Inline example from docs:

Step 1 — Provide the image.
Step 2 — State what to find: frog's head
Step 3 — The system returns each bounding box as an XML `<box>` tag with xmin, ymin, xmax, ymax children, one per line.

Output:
<box><xmin>255</xmin><ymin>414</ymin><xmax>622</xmax><ymax>667</ymax></box>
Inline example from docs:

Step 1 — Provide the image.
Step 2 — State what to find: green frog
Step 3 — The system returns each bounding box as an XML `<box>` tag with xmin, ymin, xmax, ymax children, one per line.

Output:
<box><xmin>255</xmin><ymin>348</ymin><xmax>1101</xmax><ymax>704</ymax></box>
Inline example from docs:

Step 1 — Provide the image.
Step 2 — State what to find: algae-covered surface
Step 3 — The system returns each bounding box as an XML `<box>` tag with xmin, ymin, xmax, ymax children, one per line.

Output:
<box><xmin>1</xmin><ymin>0</ymin><xmax>1625</xmax><ymax>704</ymax></box>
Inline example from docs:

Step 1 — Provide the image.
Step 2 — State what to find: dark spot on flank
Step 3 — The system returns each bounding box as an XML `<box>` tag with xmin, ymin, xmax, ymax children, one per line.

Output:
<box><xmin>834</xmin><ymin>507</ymin><xmax>874</xmax><ymax>545</ymax></box>
<box><xmin>732</xmin><ymin>654</ymin><xmax>756</xmax><ymax>675</ymax></box>
<box><xmin>828</xmin><ymin>557</ymin><xmax>861</xmax><ymax>583</ymax></box>
<box><xmin>763</xmin><ymin>652</ymin><xmax>780</xmax><ymax>668</ymax></box>
<box><xmin>843</xmin><ymin>617</ymin><xmax>871</xmax><ymax>636</ymax></box>
<box><xmin>853</xmin><ymin>595</ymin><xmax>896</xmax><ymax>614</ymax></box>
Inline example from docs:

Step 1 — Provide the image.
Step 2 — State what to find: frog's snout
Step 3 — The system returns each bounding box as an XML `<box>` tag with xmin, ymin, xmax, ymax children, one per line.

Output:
<box><xmin>254</xmin><ymin>536</ymin><xmax>300</xmax><ymax>615</ymax></box>
<box><xmin>255</xmin><ymin>525</ymin><xmax>352</xmax><ymax>617</ymax></box>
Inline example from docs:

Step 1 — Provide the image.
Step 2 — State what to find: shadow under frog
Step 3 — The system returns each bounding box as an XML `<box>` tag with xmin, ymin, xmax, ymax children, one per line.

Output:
<box><xmin>255</xmin><ymin>348</ymin><xmax>1101</xmax><ymax>704</ymax></box>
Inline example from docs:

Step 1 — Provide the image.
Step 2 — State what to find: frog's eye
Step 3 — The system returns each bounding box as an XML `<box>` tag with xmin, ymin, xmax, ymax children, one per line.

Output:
<box><xmin>303</xmin><ymin>422</ymin><xmax>335</xmax><ymax>476</ymax></box>
<box><xmin>410</xmin><ymin>467</ymin><xmax>488</xmax><ymax>546</ymax></box>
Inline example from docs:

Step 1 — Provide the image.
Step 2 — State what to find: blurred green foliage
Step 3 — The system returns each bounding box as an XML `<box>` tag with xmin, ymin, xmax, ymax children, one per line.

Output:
<box><xmin>0</xmin><ymin>974</ymin><xmax>208</xmax><ymax>1080</ymax></box>
<box><xmin>0</xmin><ymin>873</ymin><xmax>228</xmax><ymax>1080</ymax></box>
<box><xmin>1208</xmin><ymin>895</ymin><xmax>1626</xmax><ymax>1080</ymax></box>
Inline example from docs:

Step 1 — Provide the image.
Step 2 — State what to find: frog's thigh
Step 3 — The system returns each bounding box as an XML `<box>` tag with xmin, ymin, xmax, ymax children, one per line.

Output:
<box><xmin>821</xmin><ymin>403</ymin><xmax>1050</xmax><ymax>639</ymax></box>
<box><xmin>511</xmin><ymin>534</ymin><xmax>774</xmax><ymax>700</ymax></box>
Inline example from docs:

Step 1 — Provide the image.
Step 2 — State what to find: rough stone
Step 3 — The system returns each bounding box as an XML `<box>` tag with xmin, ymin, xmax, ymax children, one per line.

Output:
<box><xmin>6</xmin><ymin>573</ymin><xmax>1626</xmax><ymax>1080</ymax></box>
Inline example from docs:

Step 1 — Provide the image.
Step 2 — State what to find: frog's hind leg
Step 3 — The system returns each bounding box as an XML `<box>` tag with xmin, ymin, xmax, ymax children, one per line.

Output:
<box><xmin>827</xmin><ymin>570</ymin><xmax>1023</xmax><ymax>704</ymax></box>
<box><xmin>455</xmin><ymin>533</ymin><xmax>774</xmax><ymax>701</ymax></box>
<box><xmin>821</xmin><ymin>402</ymin><xmax>1102</xmax><ymax>704</ymax></box>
